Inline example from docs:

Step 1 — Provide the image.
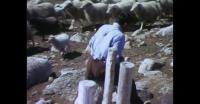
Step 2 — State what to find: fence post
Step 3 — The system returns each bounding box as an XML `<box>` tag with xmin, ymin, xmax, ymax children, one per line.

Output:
<box><xmin>74</xmin><ymin>80</ymin><xmax>97</xmax><ymax>104</ymax></box>
<box><xmin>116</xmin><ymin>62</ymin><xmax>134</xmax><ymax>104</ymax></box>
<box><xmin>102</xmin><ymin>48</ymin><xmax>116</xmax><ymax>104</ymax></box>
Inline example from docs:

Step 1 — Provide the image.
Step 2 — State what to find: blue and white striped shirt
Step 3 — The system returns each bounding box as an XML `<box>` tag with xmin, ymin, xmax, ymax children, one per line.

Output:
<box><xmin>88</xmin><ymin>22</ymin><xmax>125</xmax><ymax>63</ymax></box>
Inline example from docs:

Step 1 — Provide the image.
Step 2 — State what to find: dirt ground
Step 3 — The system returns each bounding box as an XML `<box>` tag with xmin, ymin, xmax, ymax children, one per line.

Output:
<box><xmin>27</xmin><ymin>30</ymin><xmax>173</xmax><ymax>104</ymax></box>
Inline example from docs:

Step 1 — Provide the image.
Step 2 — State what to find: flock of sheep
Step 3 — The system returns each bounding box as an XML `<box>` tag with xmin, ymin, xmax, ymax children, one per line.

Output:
<box><xmin>27</xmin><ymin>0</ymin><xmax>173</xmax><ymax>47</ymax></box>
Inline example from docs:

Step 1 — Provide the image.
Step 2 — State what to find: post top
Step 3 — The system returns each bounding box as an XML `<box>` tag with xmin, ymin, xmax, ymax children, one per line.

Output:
<box><xmin>79</xmin><ymin>80</ymin><xmax>96</xmax><ymax>87</ymax></box>
<box><xmin>121</xmin><ymin>62</ymin><xmax>135</xmax><ymax>69</ymax></box>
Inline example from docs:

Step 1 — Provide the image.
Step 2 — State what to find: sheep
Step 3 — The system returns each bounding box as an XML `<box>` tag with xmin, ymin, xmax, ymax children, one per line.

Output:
<box><xmin>130</xmin><ymin>1</ymin><xmax>162</xmax><ymax>27</ymax></box>
<box><xmin>106</xmin><ymin>0</ymin><xmax>136</xmax><ymax>19</ymax></box>
<box><xmin>80</xmin><ymin>1</ymin><xmax>110</xmax><ymax>26</ymax></box>
<box><xmin>54</xmin><ymin>0</ymin><xmax>72</xmax><ymax>18</ymax></box>
<box><xmin>27</xmin><ymin>2</ymin><xmax>56</xmax><ymax>18</ymax></box>
<box><xmin>27</xmin><ymin>56</ymin><xmax>52</xmax><ymax>89</ymax></box>
<box><xmin>48</xmin><ymin>33</ymin><xmax>71</xmax><ymax>57</ymax></box>
<box><xmin>27</xmin><ymin>2</ymin><xmax>61</xmax><ymax>40</ymax></box>
<box><xmin>158</xmin><ymin>0</ymin><xmax>173</xmax><ymax>17</ymax></box>
<box><xmin>57</xmin><ymin>0</ymin><xmax>88</xmax><ymax>31</ymax></box>
<box><xmin>29</xmin><ymin>16</ymin><xmax>60</xmax><ymax>41</ymax></box>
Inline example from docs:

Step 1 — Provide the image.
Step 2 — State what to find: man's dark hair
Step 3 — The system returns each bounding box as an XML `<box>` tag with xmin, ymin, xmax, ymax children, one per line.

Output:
<box><xmin>115</xmin><ymin>13</ymin><xmax>132</xmax><ymax>26</ymax></box>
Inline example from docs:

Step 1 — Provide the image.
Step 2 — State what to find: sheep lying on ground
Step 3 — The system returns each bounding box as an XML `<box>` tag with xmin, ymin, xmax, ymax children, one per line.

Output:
<box><xmin>48</xmin><ymin>33</ymin><xmax>71</xmax><ymax>57</ymax></box>
<box><xmin>27</xmin><ymin>56</ymin><xmax>52</xmax><ymax>89</ymax></box>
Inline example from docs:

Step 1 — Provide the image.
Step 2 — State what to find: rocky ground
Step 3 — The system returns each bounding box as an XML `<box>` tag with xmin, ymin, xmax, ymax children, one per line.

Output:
<box><xmin>27</xmin><ymin>20</ymin><xmax>173</xmax><ymax>104</ymax></box>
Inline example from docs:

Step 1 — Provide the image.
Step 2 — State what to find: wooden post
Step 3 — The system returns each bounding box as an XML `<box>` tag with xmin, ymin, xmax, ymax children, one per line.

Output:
<box><xmin>74</xmin><ymin>80</ymin><xmax>97</xmax><ymax>104</ymax></box>
<box><xmin>102</xmin><ymin>48</ymin><xmax>116</xmax><ymax>104</ymax></box>
<box><xmin>117</xmin><ymin>62</ymin><xmax>135</xmax><ymax>104</ymax></box>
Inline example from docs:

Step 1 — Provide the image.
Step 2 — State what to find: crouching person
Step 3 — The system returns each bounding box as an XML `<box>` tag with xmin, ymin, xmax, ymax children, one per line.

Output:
<box><xmin>83</xmin><ymin>13</ymin><xmax>143</xmax><ymax>104</ymax></box>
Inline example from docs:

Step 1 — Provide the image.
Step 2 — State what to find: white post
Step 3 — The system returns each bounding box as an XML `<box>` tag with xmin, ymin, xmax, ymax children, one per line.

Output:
<box><xmin>116</xmin><ymin>62</ymin><xmax>135</xmax><ymax>104</ymax></box>
<box><xmin>74</xmin><ymin>80</ymin><xmax>97</xmax><ymax>104</ymax></box>
<box><xmin>102</xmin><ymin>48</ymin><xmax>116</xmax><ymax>104</ymax></box>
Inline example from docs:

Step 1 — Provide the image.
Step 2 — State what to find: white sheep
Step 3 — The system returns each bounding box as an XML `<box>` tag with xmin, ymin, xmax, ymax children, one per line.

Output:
<box><xmin>106</xmin><ymin>0</ymin><xmax>136</xmax><ymax>19</ymax></box>
<box><xmin>48</xmin><ymin>33</ymin><xmax>71</xmax><ymax>56</ymax></box>
<box><xmin>58</xmin><ymin>0</ymin><xmax>88</xmax><ymax>30</ymax></box>
<box><xmin>130</xmin><ymin>1</ymin><xmax>162</xmax><ymax>24</ymax></box>
<box><xmin>27</xmin><ymin>56</ymin><xmax>52</xmax><ymax>89</ymax></box>
<box><xmin>80</xmin><ymin>1</ymin><xmax>110</xmax><ymax>26</ymax></box>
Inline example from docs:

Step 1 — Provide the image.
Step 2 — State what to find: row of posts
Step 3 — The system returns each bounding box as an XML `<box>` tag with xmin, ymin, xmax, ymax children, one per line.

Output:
<box><xmin>75</xmin><ymin>48</ymin><xmax>135</xmax><ymax>104</ymax></box>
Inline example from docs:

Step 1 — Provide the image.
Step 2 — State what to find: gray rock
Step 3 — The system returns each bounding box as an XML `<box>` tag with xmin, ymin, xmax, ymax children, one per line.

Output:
<box><xmin>50</xmin><ymin>46</ymin><xmax>59</xmax><ymax>52</ymax></box>
<box><xmin>125</xmin><ymin>57</ymin><xmax>131</xmax><ymax>62</ymax></box>
<box><xmin>125</xmin><ymin>34</ymin><xmax>132</xmax><ymax>42</ymax></box>
<box><xmin>143</xmin><ymin>71</ymin><xmax>162</xmax><ymax>77</ymax></box>
<box><xmin>43</xmin><ymin>68</ymin><xmax>85</xmax><ymax>102</ymax></box>
<box><xmin>31</xmin><ymin>90</ymin><xmax>38</xmax><ymax>96</ymax></box>
<box><xmin>83</xmin><ymin>31</ymin><xmax>91</xmax><ymax>37</ymax></box>
<box><xmin>35</xmin><ymin>98</ymin><xmax>52</xmax><ymax>104</ymax></box>
<box><xmin>136</xmin><ymin>74</ymin><xmax>173</xmax><ymax>100</ymax></box>
<box><xmin>156</xmin><ymin>24</ymin><xmax>173</xmax><ymax>36</ymax></box>
<box><xmin>135</xmin><ymin>81</ymin><xmax>148</xmax><ymax>91</ymax></box>
<box><xmin>70</xmin><ymin>33</ymin><xmax>83</xmax><ymax>43</ymax></box>
<box><xmin>27</xmin><ymin>56</ymin><xmax>52</xmax><ymax>89</ymax></box>
<box><xmin>124</xmin><ymin>41</ymin><xmax>132</xmax><ymax>49</ymax></box>
<box><xmin>137</xmin><ymin>41</ymin><xmax>147</xmax><ymax>47</ymax></box>
<box><xmin>32</xmin><ymin>55</ymin><xmax>48</xmax><ymax>59</ymax></box>
<box><xmin>170</xmin><ymin>59</ymin><xmax>173</xmax><ymax>67</ymax></box>
<box><xmin>138</xmin><ymin>58</ymin><xmax>166</xmax><ymax>75</ymax></box>
<box><xmin>48</xmin><ymin>77</ymin><xmax>54</xmax><ymax>82</ymax></box>
<box><xmin>156</xmin><ymin>42</ymin><xmax>164</xmax><ymax>47</ymax></box>
<box><xmin>138</xmin><ymin>58</ymin><xmax>154</xmax><ymax>74</ymax></box>
<box><xmin>160</xmin><ymin>44</ymin><xmax>173</xmax><ymax>55</ymax></box>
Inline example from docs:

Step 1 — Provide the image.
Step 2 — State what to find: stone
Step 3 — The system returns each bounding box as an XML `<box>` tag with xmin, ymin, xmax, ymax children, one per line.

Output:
<box><xmin>138</xmin><ymin>58</ymin><xmax>166</xmax><ymax>75</ymax></box>
<box><xmin>70</xmin><ymin>33</ymin><xmax>83</xmax><ymax>43</ymax></box>
<box><xmin>170</xmin><ymin>60</ymin><xmax>173</xmax><ymax>67</ymax></box>
<box><xmin>124</xmin><ymin>41</ymin><xmax>132</xmax><ymax>49</ymax></box>
<box><xmin>48</xmin><ymin>77</ymin><xmax>54</xmax><ymax>82</ymax></box>
<box><xmin>156</xmin><ymin>24</ymin><xmax>173</xmax><ymax>36</ymax></box>
<box><xmin>43</xmin><ymin>68</ymin><xmax>85</xmax><ymax>102</ymax></box>
<box><xmin>27</xmin><ymin>56</ymin><xmax>52</xmax><ymax>89</ymax></box>
<box><xmin>138</xmin><ymin>58</ymin><xmax>155</xmax><ymax>74</ymax></box>
<box><xmin>156</xmin><ymin>42</ymin><xmax>164</xmax><ymax>47</ymax></box>
<box><xmin>160</xmin><ymin>44</ymin><xmax>173</xmax><ymax>55</ymax></box>
<box><xmin>137</xmin><ymin>41</ymin><xmax>147</xmax><ymax>47</ymax></box>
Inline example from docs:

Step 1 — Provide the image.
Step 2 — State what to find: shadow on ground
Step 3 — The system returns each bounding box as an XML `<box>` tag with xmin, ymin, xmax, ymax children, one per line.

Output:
<box><xmin>27</xmin><ymin>46</ymin><xmax>49</xmax><ymax>56</ymax></box>
<box><xmin>63</xmin><ymin>51</ymin><xmax>82</xmax><ymax>60</ymax></box>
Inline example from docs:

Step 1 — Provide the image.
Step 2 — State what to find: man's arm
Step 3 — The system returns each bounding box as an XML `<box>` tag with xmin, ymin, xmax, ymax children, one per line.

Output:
<box><xmin>112</xmin><ymin>35</ymin><xmax>125</xmax><ymax>62</ymax></box>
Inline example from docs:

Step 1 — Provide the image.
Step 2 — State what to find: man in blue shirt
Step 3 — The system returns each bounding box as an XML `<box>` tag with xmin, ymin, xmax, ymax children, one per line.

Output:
<box><xmin>83</xmin><ymin>13</ymin><xmax>128</xmax><ymax>83</ymax></box>
<box><xmin>83</xmin><ymin>13</ymin><xmax>143</xmax><ymax>104</ymax></box>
